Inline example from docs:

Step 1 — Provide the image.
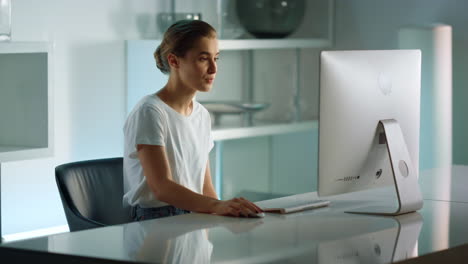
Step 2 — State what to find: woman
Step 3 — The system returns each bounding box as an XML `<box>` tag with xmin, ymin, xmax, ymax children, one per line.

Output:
<box><xmin>123</xmin><ymin>20</ymin><xmax>262</xmax><ymax>221</ymax></box>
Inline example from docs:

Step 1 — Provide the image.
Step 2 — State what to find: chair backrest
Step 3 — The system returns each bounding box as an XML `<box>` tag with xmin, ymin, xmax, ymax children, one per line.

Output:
<box><xmin>55</xmin><ymin>157</ymin><xmax>132</xmax><ymax>231</ymax></box>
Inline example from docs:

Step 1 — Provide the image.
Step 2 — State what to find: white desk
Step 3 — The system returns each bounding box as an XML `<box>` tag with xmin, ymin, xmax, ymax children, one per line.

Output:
<box><xmin>1</xmin><ymin>166</ymin><xmax>468</xmax><ymax>263</ymax></box>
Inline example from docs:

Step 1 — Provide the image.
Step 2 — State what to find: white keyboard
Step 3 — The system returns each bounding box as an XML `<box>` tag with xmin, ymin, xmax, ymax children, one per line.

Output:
<box><xmin>263</xmin><ymin>199</ymin><xmax>330</xmax><ymax>214</ymax></box>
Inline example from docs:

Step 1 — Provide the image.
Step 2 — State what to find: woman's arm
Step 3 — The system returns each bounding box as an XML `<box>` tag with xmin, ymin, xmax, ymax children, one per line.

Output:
<box><xmin>138</xmin><ymin>144</ymin><xmax>262</xmax><ymax>216</ymax></box>
<box><xmin>203</xmin><ymin>160</ymin><xmax>218</xmax><ymax>199</ymax></box>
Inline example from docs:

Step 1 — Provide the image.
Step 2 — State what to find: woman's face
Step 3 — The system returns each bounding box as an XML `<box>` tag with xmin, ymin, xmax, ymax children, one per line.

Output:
<box><xmin>177</xmin><ymin>35</ymin><xmax>219</xmax><ymax>93</ymax></box>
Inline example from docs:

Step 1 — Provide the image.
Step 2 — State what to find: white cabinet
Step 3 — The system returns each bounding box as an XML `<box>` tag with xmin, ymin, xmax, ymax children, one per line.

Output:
<box><xmin>0</xmin><ymin>42</ymin><xmax>53</xmax><ymax>162</ymax></box>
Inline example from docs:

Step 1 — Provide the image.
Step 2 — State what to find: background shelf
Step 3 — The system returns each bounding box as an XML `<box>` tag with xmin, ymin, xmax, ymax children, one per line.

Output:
<box><xmin>212</xmin><ymin>120</ymin><xmax>318</xmax><ymax>141</ymax></box>
<box><xmin>219</xmin><ymin>38</ymin><xmax>331</xmax><ymax>50</ymax></box>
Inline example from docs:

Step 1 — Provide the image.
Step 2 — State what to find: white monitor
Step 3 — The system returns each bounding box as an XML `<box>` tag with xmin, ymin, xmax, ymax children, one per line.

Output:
<box><xmin>318</xmin><ymin>50</ymin><xmax>423</xmax><ymax>215</ymax></box>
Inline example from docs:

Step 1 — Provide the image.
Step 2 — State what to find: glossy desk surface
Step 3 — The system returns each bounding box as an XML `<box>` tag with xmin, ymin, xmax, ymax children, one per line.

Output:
<box><xmin>2</xmin><ymin>165</ymin><xmax>468</xmax><ymax>264</ymax></box>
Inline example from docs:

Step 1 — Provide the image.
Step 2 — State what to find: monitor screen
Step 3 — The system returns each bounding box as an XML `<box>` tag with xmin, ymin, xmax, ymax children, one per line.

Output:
<box><xmin>318</xmin><ymin>50</ymin><xmax>421</xmax><ymax>198</ymax></box>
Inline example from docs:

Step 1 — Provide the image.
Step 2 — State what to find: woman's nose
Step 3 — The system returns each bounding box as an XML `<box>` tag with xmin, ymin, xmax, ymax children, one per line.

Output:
<box><xmin>208</xmin><ymin>59</ymin><xmax>217</xmax><ymax>74</ymax></box>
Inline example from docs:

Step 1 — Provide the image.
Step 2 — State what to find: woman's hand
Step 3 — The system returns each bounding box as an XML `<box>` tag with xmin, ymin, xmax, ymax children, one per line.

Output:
<box><xmin>212</xmin><ymin>197</ymin><xmax>263</xmax><ymax>217</ymax></box>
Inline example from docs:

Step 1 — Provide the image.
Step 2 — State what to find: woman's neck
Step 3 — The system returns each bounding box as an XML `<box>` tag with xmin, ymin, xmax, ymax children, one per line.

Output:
<box><xmin>157</xmin><ymin>79</ymin><xmax>196</xmax><ymax>116</ymax></box>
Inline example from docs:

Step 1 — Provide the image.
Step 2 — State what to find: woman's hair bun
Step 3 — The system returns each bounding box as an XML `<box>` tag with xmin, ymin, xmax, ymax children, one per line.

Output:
<box><xmin>153</xmin><ymin>20</ymin><xmax>216</xmax><ymax>75</ymax></box>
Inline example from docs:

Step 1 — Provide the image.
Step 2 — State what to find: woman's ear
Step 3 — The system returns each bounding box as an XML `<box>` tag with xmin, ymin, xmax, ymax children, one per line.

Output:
<box><xmin>167</xmin><ymin>53</ymin><xmax>179</xmax><ymax>70</ymax></box>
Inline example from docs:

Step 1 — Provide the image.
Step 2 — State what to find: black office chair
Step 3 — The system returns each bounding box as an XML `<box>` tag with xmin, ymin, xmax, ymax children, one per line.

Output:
<box><xmin>55</xmin><ymin>157</ymin><xmax>133</xmax><ymax>232</ymax></box>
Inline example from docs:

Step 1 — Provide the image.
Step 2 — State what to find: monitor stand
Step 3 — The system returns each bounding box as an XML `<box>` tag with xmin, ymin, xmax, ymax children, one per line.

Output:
<box><xmin>346</xmin><ymin>119</ymin><xmax>423</xmax><ymax>216</ymax></box>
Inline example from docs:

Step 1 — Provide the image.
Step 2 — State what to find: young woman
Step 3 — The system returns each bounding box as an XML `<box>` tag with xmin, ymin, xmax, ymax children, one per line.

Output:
<box><xmin>123</xmin><ymin>20</ymin><xmax>262</xmax><ymax>221</ymax></box>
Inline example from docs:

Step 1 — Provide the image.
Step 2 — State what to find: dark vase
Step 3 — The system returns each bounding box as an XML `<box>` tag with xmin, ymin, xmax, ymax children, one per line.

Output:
<box><xmin>236</xmin><ymin>0</ymin><xmax>306</xmax><ymax>39</ymax></box>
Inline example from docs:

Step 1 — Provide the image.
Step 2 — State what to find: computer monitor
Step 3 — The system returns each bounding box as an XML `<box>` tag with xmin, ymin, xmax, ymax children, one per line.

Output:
<box><xmin>318</xmin><ymin>50</ymin><xmax>423</xmax><ymax>215</ymax></box>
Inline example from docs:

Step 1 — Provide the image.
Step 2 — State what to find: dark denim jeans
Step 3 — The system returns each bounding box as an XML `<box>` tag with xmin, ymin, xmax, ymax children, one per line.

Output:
<box><xmin>132</xmin><ymin>205</ymin><xmax>191</xmax><ymax>221</ymax></box>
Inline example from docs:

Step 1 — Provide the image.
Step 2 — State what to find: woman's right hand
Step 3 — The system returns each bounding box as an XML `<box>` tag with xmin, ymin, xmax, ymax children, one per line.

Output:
<box><xmin>212</xmin><ymin>197</ymin><xmax>263</xmax><ymax>217</ymax></box>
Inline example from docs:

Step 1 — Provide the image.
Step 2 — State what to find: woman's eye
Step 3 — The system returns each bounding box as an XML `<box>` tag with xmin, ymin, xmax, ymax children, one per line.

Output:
<box><xmin>199</xmin><ymin>57</ymin><xmax>208</xmax><ymax>61</ymax></box>
<box><xmin>214</xmin><ymin>57</ymin><xmax>220</xmax><ymax>61</ymax></box>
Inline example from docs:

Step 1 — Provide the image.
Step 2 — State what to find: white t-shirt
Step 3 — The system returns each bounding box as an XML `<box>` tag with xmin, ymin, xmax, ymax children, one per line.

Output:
<box><xmin>123</xmin><ymin>93</ymin><xmax>214</xmax><ymax>208</ymax></box>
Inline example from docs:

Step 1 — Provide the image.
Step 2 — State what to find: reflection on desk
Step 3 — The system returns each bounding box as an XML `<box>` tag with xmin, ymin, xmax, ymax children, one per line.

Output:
<box><xmin>130</xmin><ymin>212</ymin><xmax>402</xmax><ymax>264</ymax></box>
<box><xmin>125</xmin><ymin>225</ymin><xmax>213</xmax><ymax>263</ymax></box>
<box><xmin>123</xmin><ymin>214</ymin><xmax>263</xmax><ymax>263</ymax></box>
<box><xmin>318</xmin><ymin>213</ymin><xmax>422</xmax><ymax>264</ymax></box>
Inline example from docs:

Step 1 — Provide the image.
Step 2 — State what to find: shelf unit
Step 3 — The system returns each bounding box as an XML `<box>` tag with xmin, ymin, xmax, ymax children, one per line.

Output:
<box><xmin>126</xmin><ymin>37</ymin><xmax>328</xmax><ymax>140</ymax></box>
<box><xmin>126</xmin><ymin>39</ymin><xmax>324</xmax><ymax>141</ymax></box>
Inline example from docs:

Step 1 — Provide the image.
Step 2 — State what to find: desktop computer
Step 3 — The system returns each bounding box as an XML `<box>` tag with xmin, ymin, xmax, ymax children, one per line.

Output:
<box><xmin>318</xmin><ymin>50</ymin><xmax>423</xmax><ymax>215</ymax></box>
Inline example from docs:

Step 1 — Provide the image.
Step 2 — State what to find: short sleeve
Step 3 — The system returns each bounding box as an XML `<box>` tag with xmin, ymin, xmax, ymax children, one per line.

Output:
<box><xmin>134</xmin><ymin>106</ymin><xmax>166</xmax><ymax>147</ymax></box>
<box><xmin>125</xmin><ymin>105</ymin><xmax>166</xmax><ymax>159</ymax></box>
